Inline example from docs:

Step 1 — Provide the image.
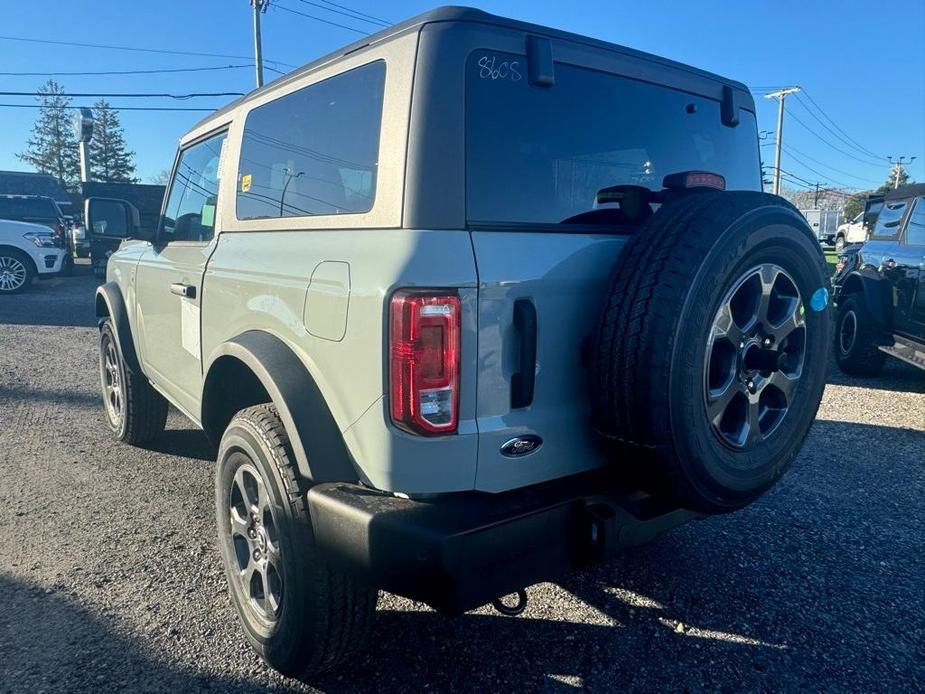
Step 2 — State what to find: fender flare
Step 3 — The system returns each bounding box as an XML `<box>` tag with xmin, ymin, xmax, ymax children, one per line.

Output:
<box><xmin>95</xmin><ymin>282</ymin><xmax>142</xmax><ymax>373</ymax></box>
<box><xmin>202</xmin><ymin>331</ymin><xmax>358</xmax><ymax>484</ymax></box>
<box><xmin>840</xmin><ymin>271</ymin><xmax>893</xmax><ymax>332</ymax></box>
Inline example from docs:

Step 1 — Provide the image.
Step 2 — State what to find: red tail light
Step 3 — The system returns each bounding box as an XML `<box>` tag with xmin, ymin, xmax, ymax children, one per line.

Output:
<box><xmin>390</xmin><ymin>290</ymin><xmax>460</xmax><ymax>435</ymax></box>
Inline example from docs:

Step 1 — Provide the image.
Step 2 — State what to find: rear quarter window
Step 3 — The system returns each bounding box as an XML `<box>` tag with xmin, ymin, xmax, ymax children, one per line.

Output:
<box><xmin>871</xmin><ymin>199</ymin><xmax>908</xmax><ymax>240</ymax></box>
<box><xmin>236</xmin><ymin>61</ymin><xmax>386</xmax><ymax>221</ymax></box>
<box><xmin>465</xmin><ymin>51</ymin><xmax>761</xmax><ymax>226</ymax></box>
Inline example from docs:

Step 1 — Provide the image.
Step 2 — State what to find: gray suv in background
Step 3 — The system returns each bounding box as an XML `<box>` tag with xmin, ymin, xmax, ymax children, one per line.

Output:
<box><xmin>88</xmin><ymin>7</ymin><xmax>830</xmax><ymax>678</ymax></box>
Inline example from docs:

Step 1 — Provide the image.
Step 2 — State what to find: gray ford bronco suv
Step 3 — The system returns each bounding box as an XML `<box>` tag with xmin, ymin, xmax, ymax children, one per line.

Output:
<box><xmin>89</xmin><ymin>6</ymin><xmax>830</xmax><ymax>677</ymax></box>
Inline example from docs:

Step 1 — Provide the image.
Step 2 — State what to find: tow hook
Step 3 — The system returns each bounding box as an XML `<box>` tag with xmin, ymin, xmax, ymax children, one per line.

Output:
<box><xmin>491</xmin><ymin>589</ymin><xmax>528</xmax><ymax>616</ymax></box>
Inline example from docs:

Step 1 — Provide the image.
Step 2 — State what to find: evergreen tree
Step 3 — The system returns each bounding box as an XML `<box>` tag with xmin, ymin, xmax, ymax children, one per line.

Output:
<box><xmin>89</xmin><ymin>99</ymin><xmax>138</xmax><ymax>183</ymax></box>
<box><xmin>17</xmin><ymin>80</ymin><xmax>80</xmax><ymax>187</ymax></box>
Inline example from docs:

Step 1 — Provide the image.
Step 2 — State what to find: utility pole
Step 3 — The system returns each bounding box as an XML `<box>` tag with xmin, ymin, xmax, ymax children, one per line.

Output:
<box><xmin>250</xmin><ymin>0</ymin><xmax>269</xmax><ymax>88</ymax></box>
<box><xmin>813</xmin><ymin>182</ymin><xmax>821</xmax><ymax>207</ymax></box>
<box><xmin>887</xmin><ymin>156</ymin><xmax>916</xmax><ymax>189</ymax></box>
<box><xmin>764</xmin><ymin>87</ymin><xmax>801</xmax><ymax>196</ymax></box>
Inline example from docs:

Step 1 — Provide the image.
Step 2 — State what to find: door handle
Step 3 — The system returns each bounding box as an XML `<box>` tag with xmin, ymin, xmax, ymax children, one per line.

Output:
<box><xmin>511</xmin><ymin>298</ymin><xmax>537</xmax><ymax>409</ymax></box>
<box><xmin>170</xmin><ymin>283</ymin><xmax>196</xmax><ymax>299</ymax></box>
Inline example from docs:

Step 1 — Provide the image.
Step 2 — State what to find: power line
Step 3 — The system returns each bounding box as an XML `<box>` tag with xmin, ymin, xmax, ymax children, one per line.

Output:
<box><xmin>318</xmin><ymin>0</ymin><xmax>390</xmax><ymax>25</ymax></box>
<box><xmin>0</xmin><ymin>103</ymin><xmax>214</xmax><ymax>112</ymax></box>
<box><xmin>0</xmin><ymin>91</ymin><xmax>243</xmax><ymax>99</ymax></box>
<box><xmin>787</xmin><ymin>109</ymin><xmax>888</xmax><ymax>167</ymax></box>
<box><xmin>273</xmin><ymin>2</ymin><xmax>370</xmax><ymax>34</ymax></box>
<box><xmin>0</xmin><ymin>64</ymin><xmax>255</xmax><ymax>77</ymax></box>
<box><xmin>780</xmin><ymin>143</ymin><xmax>882</xmax><ymax>185</ymax></box>
<box><xmin>799</xmin><ymin>89</ymin><xmax>887</xmax><ymax>161</ymax></box>
<box><xmin>294</xmin><ymin>0</ymin><xmax>388</xmax><ymax>27</ymax></box>
<box><xmin>780</xmin><ymin>148</ymin><xmax>860</xmax><ymax>190</ymax></box>
<box><xmin>0</xmin><ymin>34</ymin><xmax>295</xmax><ymax>69</ymax></box>
<box><xmin>793</xmin><ymin>94</ymin><xmax>887</xmax><ymax>163</ymax></box>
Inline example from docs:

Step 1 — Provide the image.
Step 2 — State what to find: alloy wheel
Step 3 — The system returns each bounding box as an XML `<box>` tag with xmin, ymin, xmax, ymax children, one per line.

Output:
<box><xmin>704</xmin><ymin>264</ymin><xmax>807</xmax><ymax>451</ymax></box>
<box><xmin>101</xmin><ymin>333</ymin><xmax>124</xmax><ymax>426</ymax></box>
<box><xmin>0</xmin><ymin>255</ymin><xmax>27</xmax><ymax>292</ymax></box>
<box><xmin>228</xmin><ymin>462</ymin><xmax>283</xmax><ymax>621</ymax></box>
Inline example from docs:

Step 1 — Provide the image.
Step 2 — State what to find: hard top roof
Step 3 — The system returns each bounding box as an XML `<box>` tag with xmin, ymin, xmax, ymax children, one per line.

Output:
<box><xmin>884</xmin><ymin>183</ymin><xmax>925</xmax><ymax>201</ymax></box>
<box><xmin>190</xmin><ymin>5</ymin><xmax>751</xmax><ymax>134</ymax></box>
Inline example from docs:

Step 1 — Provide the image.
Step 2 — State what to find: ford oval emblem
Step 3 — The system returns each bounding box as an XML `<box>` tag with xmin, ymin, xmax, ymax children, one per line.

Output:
<box><xmin>500</xmin><ymin>435</ymin><xmax>543</xmax><ymax>458</ymax></box>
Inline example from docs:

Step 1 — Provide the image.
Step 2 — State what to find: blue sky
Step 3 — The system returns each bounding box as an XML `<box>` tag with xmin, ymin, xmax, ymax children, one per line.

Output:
<box><xmin>1</xmin><ymin>0</ymin><xmax>922</xmax><ymax>191</ymax></box>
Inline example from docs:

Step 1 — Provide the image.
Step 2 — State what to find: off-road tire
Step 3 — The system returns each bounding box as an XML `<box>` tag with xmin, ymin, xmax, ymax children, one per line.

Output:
<box><xmin>216</xmin><ymin>404</ymin><xmax>377</xmax><ymax>678</ymax></box>
<box><xmin>834</xmin><ymin>294</ymin><xmax>886</xmax><ymax>376</ymax></box>
<box><xmin>593</xmin><ymin>191</ymin><xmax>831</xmax><ymax>514</ymax></box>
<box><xmin>0</xmin><ymin>248</ymin><xmax>36</xmax><ymax>294</ymax></box>
<box><xmin>99</xmin><ymin>320</ymin><xmax>167</xmax><ymax>443</ymax></box>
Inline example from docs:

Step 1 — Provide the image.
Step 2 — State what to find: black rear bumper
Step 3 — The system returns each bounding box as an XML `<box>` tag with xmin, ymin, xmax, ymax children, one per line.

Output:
<box><xmin>307</xmin><ymin>470</ymin><xmax>701</xmax><ymax>615</ymax></box>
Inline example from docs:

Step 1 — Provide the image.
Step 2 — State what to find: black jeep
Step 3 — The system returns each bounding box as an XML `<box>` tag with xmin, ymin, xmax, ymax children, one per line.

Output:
<box><xmin>833</xmin><ymin>183</ymin><xmax>925</xmax><ymax>374</ymax></box>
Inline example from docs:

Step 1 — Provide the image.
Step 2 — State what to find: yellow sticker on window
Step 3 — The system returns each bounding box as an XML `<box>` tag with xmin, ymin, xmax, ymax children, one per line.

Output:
<box><xmin>241</xmin><ymin>173</ymin><xmax>252</xmax><ymax>192</ymax></box>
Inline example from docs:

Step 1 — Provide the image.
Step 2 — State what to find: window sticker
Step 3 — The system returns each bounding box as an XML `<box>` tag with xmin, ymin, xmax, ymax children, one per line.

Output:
<box><xmin>240</xmin><ymin>173</ymin><xmax>252</xmax><ymax>193</ymax></box>
<box><xmin>216</xmin><ymin>137</ymin><xmax>228</xmax><ymax>180</ymax></box>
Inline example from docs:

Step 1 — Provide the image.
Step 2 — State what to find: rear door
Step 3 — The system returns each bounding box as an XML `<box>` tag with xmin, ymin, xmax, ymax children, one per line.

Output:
<box><xmin>134</xmin><ymin>130</ymin><xmax>227</xmax><ymax>417</ymax></box>
<box><xmin>895</xmin><ymin>196</ymin><xmax>925</xmax><ymax>335</ymax></box>
<box><xmin>465</xmin><ymin>50</ymin><xmax>762</xmax><ymax>492</ymax></box>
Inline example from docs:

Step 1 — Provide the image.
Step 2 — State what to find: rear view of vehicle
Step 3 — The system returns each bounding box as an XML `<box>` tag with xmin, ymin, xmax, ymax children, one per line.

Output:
<box><xmin>89</xmin><ymin>7</ymin><xmax>832</xmax><ymax>680</ymax></box>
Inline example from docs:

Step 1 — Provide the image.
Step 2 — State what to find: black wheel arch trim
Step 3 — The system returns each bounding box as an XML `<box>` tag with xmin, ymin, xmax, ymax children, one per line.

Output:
<box><xmin>837</xmin><ymin>271</ymin><xmax>893</xmax><ymax>333</ymax></box>
<box><xmin>202</xmin><ymin>330</ymin><xmax>358</xmax><ymax>485</ymax></box>
<box><xmin>95</xmin><ymin>282</ymin><xmax>142</xmax><ymax>374</ymax></box>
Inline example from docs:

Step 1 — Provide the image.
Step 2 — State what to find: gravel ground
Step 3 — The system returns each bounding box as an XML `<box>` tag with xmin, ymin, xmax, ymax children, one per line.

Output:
<box><xmin>1</xmin><ymin>269</ymin><xmax>923</xmax><ymax>693</ymax></box>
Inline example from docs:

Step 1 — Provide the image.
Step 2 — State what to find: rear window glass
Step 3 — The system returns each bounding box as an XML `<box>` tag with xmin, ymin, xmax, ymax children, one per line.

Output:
<box><xmin>236</xmin><ymin>61</ymin><xmax>386</xmax><ymax>220</ymax></box>
<box><xmin>466</xmin><ymin>52</ymin><xmax>761</xmax><ymax>226</ymax></box>
<box><xmin>871</xmin><ymin>199</ymin><xmax>907</xmax><ymax>239</ymax></box>
<box><xmin>0</xmin><ymin>197</ymin><xmax>59</xmax><ymax>219</ymax></box>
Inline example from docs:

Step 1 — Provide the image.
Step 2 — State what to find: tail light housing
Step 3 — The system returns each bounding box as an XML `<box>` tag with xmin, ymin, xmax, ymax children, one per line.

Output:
<box><xmin>389</xmin><ymin>290</ymin><xmax>460</xmax><ymax>435</ymax></box>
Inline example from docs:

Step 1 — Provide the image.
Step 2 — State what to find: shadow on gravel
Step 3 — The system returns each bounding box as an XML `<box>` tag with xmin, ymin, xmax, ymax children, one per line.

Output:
<box><xmin>0</xmin><ymin>385</ymin><xmax>100</xmax><ymax>408</ymax></box>
<box><xmin>825</xmin><ymin>358</ymin><xmax>925</xmax><ymax>394</ymax></box>
<box><xmin>141</xmin><ymin>428</ymin><xmax>217</xmax><ymax>462</ymax></box>
<box><xmin>0</xmin><ymin>574</ymin><xmax>267</xmax><ymax>693</ymax></box>
<box><xmin>0</xmin><ymin>266</ymin><xmax>99</xmax><ymax>328</ymax></box>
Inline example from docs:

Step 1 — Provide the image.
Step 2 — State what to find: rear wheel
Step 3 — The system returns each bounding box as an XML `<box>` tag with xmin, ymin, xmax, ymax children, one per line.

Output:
<box><xmin>834</xmin><ymin>294</ymin><xmax>886</xmax><ymax>376</ymax></box>
<box><xmin>216</xmin><ymin>405</ymin><xmax>377</xmax><ymax>678</ymax></box>
<box><xmin>0</xmin><ymin>249</ymin><xmax>35</xmax><ymax>294</ymax></box>
<box><xmin>594</xmin><ymin>191</ymin><xmax>830</xmax><ymax>514</ymax></box>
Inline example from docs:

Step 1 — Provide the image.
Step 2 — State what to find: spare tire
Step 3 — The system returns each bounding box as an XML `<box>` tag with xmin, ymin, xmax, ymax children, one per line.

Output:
<box><xmin>593</xmin><ymin>191</ymin><xmax>830</xmax><ymax>514</ymax></box>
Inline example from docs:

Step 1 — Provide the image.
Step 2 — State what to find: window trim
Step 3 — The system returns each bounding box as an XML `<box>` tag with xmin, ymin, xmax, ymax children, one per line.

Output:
<box><xmin>157</xmin><ymin>126</ymin><xmax>230</xmax><ymax>247</ymax></box>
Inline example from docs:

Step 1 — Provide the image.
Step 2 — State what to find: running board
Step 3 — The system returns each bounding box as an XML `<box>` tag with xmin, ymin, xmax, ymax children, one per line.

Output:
<box><xmin>879</xmin><ymin>335</ymin><xmax>925</xmax><ymax>370</ymax></box>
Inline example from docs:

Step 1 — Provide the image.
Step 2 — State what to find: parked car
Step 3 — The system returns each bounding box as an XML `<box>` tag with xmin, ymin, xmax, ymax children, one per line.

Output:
<box><xmin>87</xmin><ymin>6</ymin><xmax>830</xmax><ymax>678</ymax></box>
<box><xmin>0</xmin><ymin>193</ymin><xmax>68</xmax><ymax>243</ymax></box>
<box><xmin>834</xmin><ymin>194</ymin><xmax>885</xmax><ymax>251</ymax></box>
<box><xmin>0</xmin><ymin>218</ymin><xmax>67</xmax><ymax>293</ymax></box>
<box><xmin>833</xmin><ymin>183</ymin><xmax>925</xmax><ymax>374</ymax></box>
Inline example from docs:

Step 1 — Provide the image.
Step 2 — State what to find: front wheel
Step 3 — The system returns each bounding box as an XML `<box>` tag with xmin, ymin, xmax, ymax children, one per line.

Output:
<box><xmin>834</xmin><ymin>235</ymin><xmax>846</xmax><ymax>252</ymax></box>
<box><xmin>215</xmin><ymin>404</ymin><xmax>377</xmax><ymax>678</ymax></box>
<box><xmin>99</xmin><ymin>320</ymin><xmax>167</xmax><ymax>443</ymax></box>
<box><xmin>0</xmin><ymin>249</ymin><xmax>35</xmax><ymax>294</ymax></box>
<box><xmin>834</xmin><ymin>295</ymin><xmax>886</xmax><ymax>376</ymax></box>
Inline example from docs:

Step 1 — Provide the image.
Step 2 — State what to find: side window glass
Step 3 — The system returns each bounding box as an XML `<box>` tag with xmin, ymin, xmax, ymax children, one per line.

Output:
<box><xmin>236</xmin><ymin>60</ymin><xmax>386</xmax><ymax>220</ymax></box>
<box><xmin>871</xmin><ymin>199</ymin><xmax>907</xmax><ymax>240</ymax></box>
<box><xmin>905</xmin><ymin>197</ymin><xmax>925</xmax><ymax>247</ymax></box>
<box><xmin>161</xmin><ymin>132</ymin><xmax>227</xmax><ymax>243</ymax></box>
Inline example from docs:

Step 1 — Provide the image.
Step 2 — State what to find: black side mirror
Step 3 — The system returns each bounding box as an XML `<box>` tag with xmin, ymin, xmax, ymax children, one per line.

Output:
<box><xmin>84</xmin><ymin>197</ymin><xmax>151</xmax><ymax>241</ymax></box>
